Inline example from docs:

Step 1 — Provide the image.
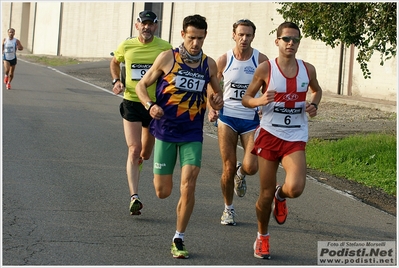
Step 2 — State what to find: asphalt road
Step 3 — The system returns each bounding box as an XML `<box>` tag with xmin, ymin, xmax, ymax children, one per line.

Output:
<box><xmin>2</xmin><ymin>59</ymin><xmax>396</xmax><ymax>266</ymax></box>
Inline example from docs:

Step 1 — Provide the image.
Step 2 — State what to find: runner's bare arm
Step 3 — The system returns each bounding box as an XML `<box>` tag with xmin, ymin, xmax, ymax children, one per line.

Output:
<box><xmin>258</xmin><ymin>52</ymin><xmax>269</xmax><ymax>64</ymax></box>
<box><xmin>136</xmin><ymin>50</ymin><xmax>172</xmax><ymax>105</ymax></box>
<box><xmin>135</xmin><ymin>50</ymin><xmax>174</xmax><ymax>120</ymax></box>
<box><xmin>305</xmin><ymin>62</ymin><xmax>323</xmax><ymax>117</ymax></box>
<box><xmin>16</xmin><ymin>39</ymin><xmax>23</xmax><ymax>50</ymax></box>
<box><xmin>207</xmin><ymin>53</ymin><xmax>226</xmax><ymax>121</ymax></box>
<box><xmin>207</xmin><ymin>57</ymin><xmax>224</xmax><ymax>111</ymax></box>
<box><xmin>110</xmin><ymin>57</ymin><xmax>123</xmax><ymax>94</ymax></box>
<box><xmin>242</xmin><ymin>61</ymin><xmax>275</xmax><ymax>108</ymax></box>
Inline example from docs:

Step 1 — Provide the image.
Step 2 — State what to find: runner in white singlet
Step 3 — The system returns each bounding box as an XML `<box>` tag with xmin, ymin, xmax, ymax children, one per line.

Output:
<box><xmin>2</xmin><ymin>28</ymin><xmax>23</xmax><ymax>90</ymax></box>
<box><xmin>208</xmin><ymin>19</ymin><xmax>268</xmax><ymax>226</ymax></box>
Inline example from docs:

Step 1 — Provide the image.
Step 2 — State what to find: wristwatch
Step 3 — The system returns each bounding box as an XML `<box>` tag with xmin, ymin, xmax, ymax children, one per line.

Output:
<box><xmin>310</xmin><ymin>102</ymin><xmax>318</xmax><ymax>110</ymax></box>
<box><xmin>145</xmin><ymin>101</ymin><xmax>155</xmax><ymax>110</ymax></box>
<box><xmin>112</xmin><ymin>78</ymin><xmax>120</xmax><ymax>85</ymax></box>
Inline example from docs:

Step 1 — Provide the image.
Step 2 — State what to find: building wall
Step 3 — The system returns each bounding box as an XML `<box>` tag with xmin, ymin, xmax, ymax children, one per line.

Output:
<box><xmin>1</xmin><ymin>1</ymin><xmax>397</xmax><ymax>102</ymax></box>
<box><xmin>33</xmin><ymin>2</ymin><xmax>61</xmax><ymax>55</ymax></box>
<box><xmin>353</xmin><ymin>46</ymin><xmax>397</xmax><ymax>100</ymax></box>
<box><xmin>60</xmin><ymin>2</ymin><xmax>133</xmax><ymax>58</ymax></box>
<box><xmin>2</xmin><ymin>2</ymin><xmax>25</xmax><ymax>43</ymax></box>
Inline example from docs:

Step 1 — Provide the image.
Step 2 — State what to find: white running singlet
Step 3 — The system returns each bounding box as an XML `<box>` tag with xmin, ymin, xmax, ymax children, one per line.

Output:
<box><xmin>259</xmin><ymin>58</ymin><xmax>310</xmax><ymax>142</ymax></box>
<box><xmin>222</xmin><ymin>49</ymin><xmax>260</xmax><ymax>120</ymax></box>
<box><xmin>3</xmin><ymin>38</ymin><xmax>17</xmax><ymax>61</ymax></box>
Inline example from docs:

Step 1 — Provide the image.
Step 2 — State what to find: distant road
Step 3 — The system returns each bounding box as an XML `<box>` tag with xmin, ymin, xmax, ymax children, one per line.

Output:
<box><xmin>2</xmin><ymin>59</ymin><xmax>396</xmax><ymax>265</ymax></box>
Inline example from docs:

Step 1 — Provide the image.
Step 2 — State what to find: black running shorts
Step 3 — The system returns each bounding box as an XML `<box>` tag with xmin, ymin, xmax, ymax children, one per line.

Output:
<box><xmin>119</xmin><ymin>99</ymin><xmax>152</xmax><ymax>127</ymax></box>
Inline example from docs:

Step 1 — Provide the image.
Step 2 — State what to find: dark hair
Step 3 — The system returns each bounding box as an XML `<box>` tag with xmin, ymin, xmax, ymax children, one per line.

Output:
<box><xmin>276</xmin><ymin>22</ymin><xmax>301</xmax><ymax>37</ymax></box>
<box><xmin>182</xmin><ymin>14</ymin><xmax>207</xmax><ymax>32</ymax></box>
<box><xmin>233</xmin><ymin>19</ymin><xmax>256</xmax><ymax>34</ymax></box>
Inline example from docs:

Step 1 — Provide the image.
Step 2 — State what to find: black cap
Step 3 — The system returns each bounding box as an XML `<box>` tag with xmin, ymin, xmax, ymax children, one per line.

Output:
<box><xmin>138</xmin><ymin>10</ymin><xmax>158</xmax><ymax>23</ymax></box>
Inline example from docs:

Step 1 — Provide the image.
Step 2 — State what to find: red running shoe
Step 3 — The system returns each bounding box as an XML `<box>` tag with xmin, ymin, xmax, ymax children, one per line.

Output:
<box><xmin>273</xmin><ymin>185</ymin><xmax>288</xmax><ymax>224</ymax></box>
<box><xmin>253</xmin><ymin>235</ymin><xmax>271</xmax><ymax>259</ymax></box>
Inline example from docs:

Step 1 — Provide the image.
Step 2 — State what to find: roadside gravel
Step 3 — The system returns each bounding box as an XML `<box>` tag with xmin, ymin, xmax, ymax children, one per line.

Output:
<box><xmin>20</xmin><ymin>55</ymin><xmax>397</xmax><ymax>216</ymax></box>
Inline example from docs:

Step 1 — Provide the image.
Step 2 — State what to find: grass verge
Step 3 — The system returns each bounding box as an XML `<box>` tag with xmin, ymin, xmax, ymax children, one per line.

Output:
<box><xmin>306</xmin><ymin>133</ymin><xmax>396</xmax><ymax>196</ymax></box>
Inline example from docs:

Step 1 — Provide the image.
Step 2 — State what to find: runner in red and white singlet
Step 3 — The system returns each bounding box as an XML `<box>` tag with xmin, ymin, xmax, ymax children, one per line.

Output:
<box><xmin>242</xmin><ymin>21</ymin><xmax>323</xmax><ymax>259</ymax></box>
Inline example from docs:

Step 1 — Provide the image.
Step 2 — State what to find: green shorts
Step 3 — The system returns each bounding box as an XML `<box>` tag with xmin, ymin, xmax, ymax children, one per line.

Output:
<box><xmin>153</xmin><ymin>139</ymin><xmax>202</xmax><ymax>175</ymax></box>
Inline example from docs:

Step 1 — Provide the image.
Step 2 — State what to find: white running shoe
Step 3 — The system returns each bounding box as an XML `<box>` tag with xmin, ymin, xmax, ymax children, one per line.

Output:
<box><xmin>234</xmin><ymin>162</ymin><xmax>247</xmax><ymax>197</ymax></box>
<box><xmin>220</xmin><ymin>209</ymin><xmax>236</xmax><ymax>226</ymax></box>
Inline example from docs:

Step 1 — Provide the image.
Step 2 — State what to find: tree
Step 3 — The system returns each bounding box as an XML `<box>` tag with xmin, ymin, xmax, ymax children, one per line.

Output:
<box><xmin>275</xmin><ymin>2</ymin><xmax>397</xmax><ymax>79</ymax></box>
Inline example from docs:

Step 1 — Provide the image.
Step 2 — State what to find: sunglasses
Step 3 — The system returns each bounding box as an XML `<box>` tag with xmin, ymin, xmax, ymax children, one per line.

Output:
<box><xmin>278</xmin><ymin>36</ymin><xmax>301</xmax><ymax>44</ymax></box>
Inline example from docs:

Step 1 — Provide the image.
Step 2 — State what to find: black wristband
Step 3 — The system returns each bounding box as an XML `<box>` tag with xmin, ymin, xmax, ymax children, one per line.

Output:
<box><xmin>310</xmin><ymin>102</ymin><xmax>318</xmax><ymax>110</ymax></box>
<box><xmin>149</xmin><ymin>103</ymin><xmax>156</xmax><ymax>111</ymax></box>
<box><xmin>112</xmin><ymin>78</ymin><xmax>120</xmax><ymax>85</ymax></box>
<box><xmin>145</xmin><ymin>101</ymin><xmax>156</xmax><ymax>110</ymax></box>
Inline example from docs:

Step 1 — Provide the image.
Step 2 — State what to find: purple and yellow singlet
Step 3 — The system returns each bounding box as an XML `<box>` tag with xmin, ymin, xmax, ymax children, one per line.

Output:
<box><xmin>150</xmin><ymin>48</ymin><xmax>211</xmax><ymax>143</ymax></box>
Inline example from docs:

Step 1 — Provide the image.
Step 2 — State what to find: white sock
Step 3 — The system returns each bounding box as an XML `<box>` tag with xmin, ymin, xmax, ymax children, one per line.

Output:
<box><xmin>275</xmin><ymin>187</ymin><xmax>285</xmax><ymax>201</ymax></box>
<box><xmin>237</xmin><ymin>166</ymin><xmax>244</xmax><ymax>177</ymax></box>
<box><xmin>225</xmin><ymin>204</ymin><xmax>234</xmax><ymax>211</ymax></box>
<box><xmin>173</xmin><ymin>231</ymin><xmax>184</xmax><ymax>242</ymax></box>
<box><xmin>257</xmin><ymin>232</ymin><xmax>269</xmax><ymax>239</ymax></box>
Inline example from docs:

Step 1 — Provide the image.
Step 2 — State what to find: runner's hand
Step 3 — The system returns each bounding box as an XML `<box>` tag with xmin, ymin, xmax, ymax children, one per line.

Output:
<box><xmin>112</xmin><ymin>81</ymin><xmax>124</xmax><ymax>95</ymax></box>
<box><xmin>208</xmin><ymin>109</ymin><xmax>219</xmax><ymax>122</ymax></box>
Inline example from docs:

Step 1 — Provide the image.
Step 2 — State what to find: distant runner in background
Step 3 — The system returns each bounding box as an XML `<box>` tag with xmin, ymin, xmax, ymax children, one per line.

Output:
<box><xmin>3</xmin><ymin>28</ymin><xmax>24</xmax><ymax>90</ymax></box>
